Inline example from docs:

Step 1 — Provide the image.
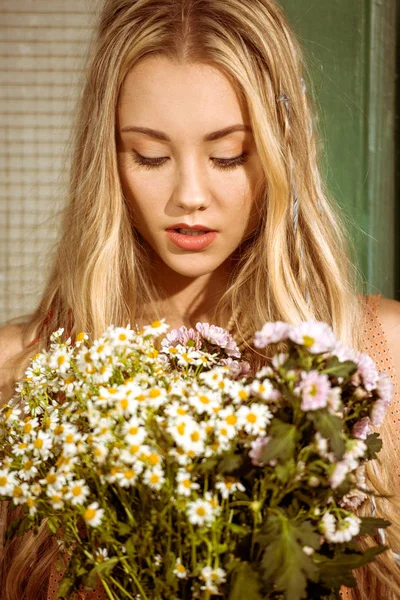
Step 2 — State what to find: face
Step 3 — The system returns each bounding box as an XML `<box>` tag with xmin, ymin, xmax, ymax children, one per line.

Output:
<box><xmin>116</xmin><ymin>56</ymin><xmax>264</xmax><ymax>282</ymax></box>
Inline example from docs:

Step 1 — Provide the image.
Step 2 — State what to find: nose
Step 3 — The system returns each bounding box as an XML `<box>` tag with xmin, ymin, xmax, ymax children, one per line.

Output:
<box><xmin>171</xmin><ymin>157</ymin><xmax>212</xmax><ymax>212</ymax></box>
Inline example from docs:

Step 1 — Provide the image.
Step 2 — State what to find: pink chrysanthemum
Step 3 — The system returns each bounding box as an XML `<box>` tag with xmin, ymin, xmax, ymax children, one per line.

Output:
<box><xmin>298</xmin><ymin>370</ymin><xmax>331</xmax><ymax>411</ymax></box>
<box><xmin>195</xmin><ymin>323</ymin><xmax>240</xmax><ymax>358</ymax></box>
<box><xmin>376</xmin><ymin>372</ymin><xmax>394</xmax><ymax>405</ymax></box>
<box><xmin>370</xmin><ymin>399</ymin><xmax>389</xmax><ymax>427</ymax></box>
<box><xmin>354</xmin><ymin>352</ymin><xmax>379</xmax><ymax>392</ymax></box>
<box><xmin>249</xmin><ymin>436</ymin><xmax>270</xmax><ymax>466</ymax></box>
<box><xmin>161</xmin><ymin>326</ymin><xmax>202</xmax><ymax>350</ymax></box>
<box><xmin>352</xmin><ymin>417</ymin><xmax>372</xmax><ymax>440</ymax></box>
<box><xmin>253</xmin><ymin>322</ymin><xmax>291</xmax><ymax>348</ymax></box>
<box><xmin>289</xmin><ymin>322</ymin><xmax>337</xmax><ymax>354</ymax></box>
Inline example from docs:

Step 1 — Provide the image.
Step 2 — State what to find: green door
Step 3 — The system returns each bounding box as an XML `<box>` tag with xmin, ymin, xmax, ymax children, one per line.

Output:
<box><xmin>278</xmin><ymin>0</ymin><xmax>398</xmax><ymax>299</ymax></box>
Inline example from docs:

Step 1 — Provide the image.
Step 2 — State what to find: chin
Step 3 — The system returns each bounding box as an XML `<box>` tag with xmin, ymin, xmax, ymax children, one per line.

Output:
<box><xmin>163</xmin><ymin>254</ymin><xmax>227</xmax><ymax>278</ymax></box>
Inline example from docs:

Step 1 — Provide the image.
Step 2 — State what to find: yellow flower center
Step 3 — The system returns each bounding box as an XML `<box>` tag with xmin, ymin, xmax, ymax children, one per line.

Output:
<box><xmin>84</xmin><ymin>507</ymin><xmax>96</xmax><ymax>521</ymax></box>
<box><xmin>199</xmin><ymin>395</ymin><xmax>210</xmax><ymax>404</ymax></box>
<box><xmin>57</xmin><ymin>355</ymin><xmax>66</xmax><ymax>366</ymax></box>
<box><xmin>151</xmin><ymin>320</ymin><xmax>162</xmax><ymax>328</ymax></box>
<box><xmin>72</xmin><ymin>485</ymin><xmax>82</xmax><ymax>496</ymax></box>
<box><xmin>226</xmin><ymin>414</ymin><xmax>237</xmax><ymax>426</ymax></box>
<box><xmin>246</xmin><ymin>413</ymin><xmax>257</xmax><ymax>423</ymax></box>
<box><xmin>196</xmin><ymin>506</ymin><xmax>206</xmax><ymax>517</ymax></box>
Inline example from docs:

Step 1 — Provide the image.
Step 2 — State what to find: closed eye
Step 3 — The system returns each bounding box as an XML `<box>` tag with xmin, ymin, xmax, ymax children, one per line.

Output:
<box><xmin>130</xmin><ymin>151</ymin><xmax>249</xmax><ymax>171</ymax></box>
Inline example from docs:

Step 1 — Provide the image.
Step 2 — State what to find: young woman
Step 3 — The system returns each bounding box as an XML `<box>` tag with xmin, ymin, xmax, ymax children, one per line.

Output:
<box><xmin>0</xmin><ymin>0</ymin><xmax>399</xmax><ymax>598</ymax></box>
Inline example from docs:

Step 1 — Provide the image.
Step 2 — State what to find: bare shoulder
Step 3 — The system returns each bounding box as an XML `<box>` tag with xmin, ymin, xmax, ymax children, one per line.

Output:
<box><xmin>377</xmin><ymin>296</ymin><xmax>400</xmax><ymax>378</ymax></box>
<box><xmin>0</xmin><ymin>324</ymin><xmax>26</xmax><ymax>402</ymax></box>
<box><xmin>0</xmin><ymin>324</ymin><xmax>25</xmax><ymax>366</ymax></box>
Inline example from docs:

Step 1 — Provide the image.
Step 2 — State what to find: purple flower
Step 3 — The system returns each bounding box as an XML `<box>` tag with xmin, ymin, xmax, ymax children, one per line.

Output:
<box><xmin>376</xmin><ymin>373</ymin><xmax>394</xmax><ymax>405</ymax></box>
<box><xmin>195</xmin><ymin>323</ymin><xmax>240</xmax><ymax>358</ymax></box>
<box><xmin>354</xmin><ymin>352</ymin><xmax>379</xmax><ymax>392</ymax></box>
<box><xmin>289</xmin><ymin>321</ymin><xmax>337</xmax><ymax>354</ymax></box>
<box><xmin>249</xmin><ymin>436</ymin><xmax>270</xmax><ymax>466</ymax></box>
<box><xmin>370</xmin><ymin>399</ymin><xmax>389</xmax><ymax>427</ymax></box>
<box><xmin>161</xmin><ymin>326</ymin><xmax>202</xmax><ymax>350</ymax></box>
<box><xmin>220</xmin><ymin>357</ymin><xmax>251</xmax><ymax>377</ymax></box>
<box><xmin>299</xmin><ymin>370</ymin><xmax>331</xmax><ymax>411</ymax></box>
<box><xmin>253</xmin><ymin>322</ymin><xmax>291</xmax><ymax>349</ymax></box>
<box><xmin>332</xmin><ymin>341</ymin><xmax>357</xmax><ymax>363</ymax></box>
<box><xmin>352</xmin><ymin>417</ymin><xmax>372</xmax><ymax>440</ymax></box>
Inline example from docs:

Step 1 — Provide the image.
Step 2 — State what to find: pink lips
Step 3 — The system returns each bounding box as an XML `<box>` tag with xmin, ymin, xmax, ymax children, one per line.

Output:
<box><xmin>166</xmin><ymin>224</ymin><xmax>217</xmax><ymax>251</ymax></box>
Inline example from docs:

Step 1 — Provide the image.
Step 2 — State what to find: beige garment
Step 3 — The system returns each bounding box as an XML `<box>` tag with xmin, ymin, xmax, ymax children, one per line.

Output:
<box><xmin>47</xmin><ymin>294</ymin><xmax>399</xmax><ymax>599</ymax></box>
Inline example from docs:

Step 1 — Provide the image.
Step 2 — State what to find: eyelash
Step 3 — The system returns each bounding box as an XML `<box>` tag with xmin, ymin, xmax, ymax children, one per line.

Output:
<box><xmin>130</xmin><ymin>151</ymin><xmax>249</xmax><ymax>171</ymax></box>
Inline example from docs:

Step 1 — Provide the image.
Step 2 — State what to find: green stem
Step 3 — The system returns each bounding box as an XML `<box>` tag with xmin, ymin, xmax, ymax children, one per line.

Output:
<box><xmin>98</xmin><ymin>575</ymin><xmax>119</xmax><ymax>600</ymax></box>
<box><xmin>119</xmin><ymin>556</ymin><xmax>150</xmax><ymax>600</ymax></box>
<box><xmin>108</xmin><ymin>575</ymin><xmax>137</xmax><ymax>599</ymax></box>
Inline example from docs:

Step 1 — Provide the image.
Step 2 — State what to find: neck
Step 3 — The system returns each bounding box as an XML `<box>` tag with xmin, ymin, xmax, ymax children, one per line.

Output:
<box><xmin>140</xmin><ymin>256</ymin><xmax>232</xmax><ymax>330</ymax></box>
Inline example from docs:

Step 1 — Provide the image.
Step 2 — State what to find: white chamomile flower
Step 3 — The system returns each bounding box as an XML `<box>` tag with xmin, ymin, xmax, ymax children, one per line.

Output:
<box><xmin>173</xmin><ymin>557</ymin><xmax>188</xmax><ymax>579</ymax></box>
<box><xmin>144</xmin><ymin>466</ymin><xmax>166</xmax><ymax>491</ymax></box>
<box><xmin>200</xmin><ymin>566</ymin><xmax>227</xmax><ymax>594</ymax></box>
<box><xmin>237</xmin><ymin>403</ymin><xmax>272</xmax><ymax>435</ymax></box>
<box><xmin>198</xmin><ymin>366</ymin><xmax>230</xmax><ymax>391</ymax></box>
<box><xmin>226</xmin><ymin>381</ymin><xmax>251</xmax><ymax>404</ymax></box>
<box><xmin>29</xmin><ymin>430</ymin><xmax>53</xmax><ymax>459</ymax></box>
<box><xmin>64</xmin><ymin>479</ymin><xmax>90</xmax><ymax>505</ymax></box>
<box><xmin>106</xmin><ymin>326</ymin><xmax>134</xmax><ymax>347</ymax></box>
<box><xmin>164</xmin><ymin>400</ymin><xmax>190</xmax><ymax>419</ymax></box>
<box><xmin>0</xmin><ymin>469</ymin><xmax>17</xmax><ymax>495</ymax></box>
<box><xmin>48</xmin><ymin>348</ymin><xmax>71</xmax><ymax>374</ymax></box>
<box><xmin>186</xmin><ymin>497</ymin><xmax>216</xmax><ymax>527</ymax></box>
<box><xmin>91</xmin><ymin>443</ymin><xmax>109</xmax><ymax>464</ymax></box>
<box><xmin>2</xmin><ymin>405</ymin><xmax>22</xmax><ymax>423</ymax></box>
<box><xmin>84</xmin><ymin>501</ymin><xmax>105</xmax><ymax>527</ymax></box>
<box><xmin>215</xmin><ymin>477</ymin><xmax>245</xmax><ymax>499</ymax></box>
<box><xmin>95</xmin><ymin>547</ymin><xmax>109</xmax><ymax>563</ymax></box>
<box><xmin>187</xmin><ymin>389</ymin><xmax>220</xmax><ymax>416</ymax></box>
<box><xmin>117</xmin><ymin>463</ymin><xmax>143</xmax><ymax>488</ymax></box>
<box><xmin>142</xmin><ymin>319</ymin><xmax>170</xmax><ymax>337</ymax></box>
<box><xmin>21</xmin><ymin>417</ymin><xmax>39</xmax><ymax>439</ymax></box>
<box><xmin>11</xmin><ymin>481</ymin><xmax>30</xmax><ymax>505</ymax></box>
<box><xmin>18</xmin><ymin>458</ymin><xmax>39</xmax><ymax>481</ymax></box>
<box><xmin>46</xmin><ymin>486</ymin><xmax>65</xmax><ymax>509</ymax></box>
<box><xmin>176</xmin><ymin>469</ymin><xmax>200</xmax><ymax>497</ymax></box>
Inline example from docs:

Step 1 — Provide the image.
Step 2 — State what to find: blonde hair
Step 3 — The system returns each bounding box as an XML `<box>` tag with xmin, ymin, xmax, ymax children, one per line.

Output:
<box><xmin>1</xmin><ymin>0</ymin><xmax>399</xmax><ymax>598</ymax></box>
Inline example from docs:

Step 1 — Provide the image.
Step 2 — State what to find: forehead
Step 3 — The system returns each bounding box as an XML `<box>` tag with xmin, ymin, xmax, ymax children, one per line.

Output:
<box><xmin>117</xmin><ymin>56</ymin><xmax>249</xmax><ymax>142</ymax></box>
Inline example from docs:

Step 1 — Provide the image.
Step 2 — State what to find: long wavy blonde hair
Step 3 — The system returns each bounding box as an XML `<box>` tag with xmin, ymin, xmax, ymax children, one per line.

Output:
<box><xmin>1</xmin><ymin>0</ymin><xmax>399</xmax><ymax>598</ymax></box>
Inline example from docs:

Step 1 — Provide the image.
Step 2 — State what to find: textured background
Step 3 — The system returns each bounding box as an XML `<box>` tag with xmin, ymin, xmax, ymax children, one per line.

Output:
<box><xmin>0</xmin><ymin>0</ymin><xmax>98</xmax><ymax>324</ymax></box>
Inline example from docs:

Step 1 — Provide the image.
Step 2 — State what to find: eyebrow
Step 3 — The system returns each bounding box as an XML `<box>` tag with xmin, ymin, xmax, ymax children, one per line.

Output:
<box><xmin>119</xmin><ymin>124</ymin><xmax>252</xmax><ymax>142</ymax></box>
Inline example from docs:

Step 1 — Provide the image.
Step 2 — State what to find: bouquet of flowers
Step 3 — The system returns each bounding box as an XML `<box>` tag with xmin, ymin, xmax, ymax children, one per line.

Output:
<box><xmin>0</xmin><ymin>318</ymin><xmax>393</xmax><ymax>600</ymax></box>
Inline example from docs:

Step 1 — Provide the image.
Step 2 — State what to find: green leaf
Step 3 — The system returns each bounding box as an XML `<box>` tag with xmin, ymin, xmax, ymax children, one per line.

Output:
<box><xmin>81</xmin><ymin>569</ymin><xmax>99</xmax><ymax>591</ymax></box>
<box><xmin>56</xmin><ymin>577</ymin><xmax>74</xmax><ymax>598</ymax></box>
<box><xmin>260</xmin><ymin>420</ymin><xmax>297</xmax><ymax>463</ymax></box>
<box><xmin>117</xmin><ymin>521</ymin><xmax>132</xmax><ymax>536</ymax></box>
<box><xmin>318</xmin><ymin>546</ymin><xmax>387</xmax><ymax>588</ymax></box>
<box><xmin>198</xmin><ymin>456</ymin><xmax>219</xmax><ymax>473</ymax></box>
<box><xmin>260</xmin><ymin>516</ymin><xmax>320</xmax><ymax>600</ymax></box>
<box><xmin>46</xmin><ymin>517</ymin><xmax>60</xmax><ymax>535</ymax></box>
<box><xmin>228</xmin><ymin>561</ymin><xmax>263</xmax><ymax>600</ymax></box>
<box><xmin>359</xmin><ymin>517</ymin><xmax>391</xmax><ymax>536</ymax></box>
<box><xmin>229</xmin><ymin>523</ymin><xmax>251</xmax><ymax>536</ymax></box>
<box><xmin>364</xmin><ymin>433</ymin><xmax>383</xmax><ymax>460</ymax></box>
<box><xmin>92</xmin><ymin>556</ymin><xmax>119</xmax><ymax>576</ymax></box>
<box><xmin>321</xmin><ymin>357</ymin><xmax>357</xmax><ymax>378</ymax></box>
<box><xmin>217</xmin><ymin>453</ymin><xmax>244</xmax><ymax>474</ymax></box>
<box><xmin>308</xmin><ymin>412</ymin><xmax>345</xmax><ymax>459</ymax></box>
